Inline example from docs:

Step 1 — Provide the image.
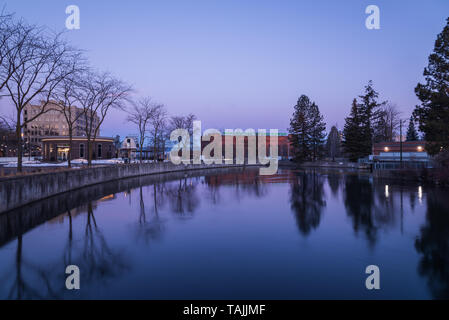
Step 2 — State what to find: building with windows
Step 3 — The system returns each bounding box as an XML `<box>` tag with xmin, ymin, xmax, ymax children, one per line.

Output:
<box><xmin>23</xmin><ymin>101</ymin><xmax>100</xmax><ymax>155</ymax></box>
<box><xmin>41</xmin><ymin>136</ymin><xmax>115</xmax><ymax>161</ymax></box>
<box><xmin>119</xmin><ymin>136</ymin><xmax>138</xmax><ymax>161</ymax></box>
<box><xmin>369</xmin><ymin>141</ymin><xmax>431</xmax><ymax>169</ymax></box>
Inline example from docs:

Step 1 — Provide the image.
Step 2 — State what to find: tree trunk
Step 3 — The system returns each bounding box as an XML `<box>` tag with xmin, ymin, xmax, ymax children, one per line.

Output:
<box><xmin>153</xmin><ymin>131</ymin><xmax>158</xmax><ymax>163</ymax></box>
<box><xmin>87</xmin><ymin>137</ymin><xmax>92</xmax><ymax>166</ymax></box>
<box><xmin>16</xmin><ymin>121</ymin><xmax>23</xmax><ymax>173</ymax></box>
<box><xmin>68</xmin><ymin>127</ymin><xmax>73</xmax><ymax>168</ymax></box>
<box><xmin>140</xmin><ymin>143</ymin><xmax>143</xmax><ymax>163</ymax></box>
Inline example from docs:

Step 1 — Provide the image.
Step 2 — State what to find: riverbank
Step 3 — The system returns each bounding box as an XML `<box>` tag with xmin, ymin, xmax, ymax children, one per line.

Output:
<box><xmin>0</xmin><ymin>162</ymin><xmax>258</xmax><ymax>214</ymax></box>
<box><xmin>279</xmin><ymin>160</ymin><xmax>448</xmax><ymax>187</ymax></box>
<box><xmin>279</xmin><ymin>160</ymin><xmax>368</xmax><ymax>170</ymax></box>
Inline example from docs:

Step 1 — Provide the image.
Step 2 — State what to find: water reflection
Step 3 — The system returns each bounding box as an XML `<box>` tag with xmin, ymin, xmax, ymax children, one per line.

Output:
<box><xmin>134</xmin><ymin>184</ymin><xmax>165</xmax><ymax>244</ymax></box>
<box><xmin>1</xmin><ymin>168</ymin><xmax>449</xmax><ymax>299</ymax></box>
<box><xmin>289</xmin><ymin>170</ymin><xmax>326</xmax><ymax>236</ymax></box>
<box><xmin>415</xmin><ymin>189</ymin><xmax>449</xmax><ymax>299</ymax></box>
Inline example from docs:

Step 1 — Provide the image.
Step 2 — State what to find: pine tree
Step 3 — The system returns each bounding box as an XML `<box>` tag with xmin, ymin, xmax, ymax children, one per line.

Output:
<box><xmin>406</xmin><ymin>115</ymin><xmax>419</xmax><ymax>141</ymax></box>
<box><xmin>342</xmin><ymin>99</ymin><xmax>364</xmax><ymax>162</ymax></box>
<box><xmin>289</xmin><ymin>95</ymin><xmax>312</xmax><ymax>162</ymax></box>
<box><xmin>309</xmin><ymin>102</ymin><xmax>326</xmax><ymax>161</ymax></box>
<box><xmin>358</xmin><ymin>80</ymin><xmax>384</xmax><ymax>154</ymax></box>
<box><xmin>326</xmin><ymin>125</ymin><xmax>341</xmax><ymax>161</ymax></box>
<box><xmin>414</xmin><ymin>17</ymin><xmax>449</xmax><ymax>155</ymax></box>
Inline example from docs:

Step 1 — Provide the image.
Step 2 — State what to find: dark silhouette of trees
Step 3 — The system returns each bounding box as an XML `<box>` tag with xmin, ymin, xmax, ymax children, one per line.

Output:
<box><xmin>342</xmin><ymin>99</ymin><xmax>364</xmax><ymax>161</ymax></box>
<box><xmin>289</xmin><ymin>170</ymin><xmax>326</xmax><ymax>236</ymax></box>
<box><xmin>414</xmin><ymin>18</ymin><xmax>449</xmax><ymax>155</ymax></box>
<box><xmin>342</xmin><ymin>81</ymin><xmax>385</xmax><ymax>161</ymax></box>
<box><xmin>326</xmin><ymin>125</ymin><xmax>341</xmax><ymax>161</ymax></box>
<box><xmin>415</xmin><ymin>189</ymin><xmax>449</xmax><ymax>299</ymax></box>
<box><xmin>406</xmin><ymin>115</ymin><xmax>419</xmax><ymax>141</ymax></box>
<box><xmin>289</xmin><ymin>95</ymin><xmax>326</xmax><ymax>162</ymax></box>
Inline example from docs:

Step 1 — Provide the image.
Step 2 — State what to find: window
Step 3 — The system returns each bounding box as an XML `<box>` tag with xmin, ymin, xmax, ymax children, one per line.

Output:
<box><xmin>80</xmin><ymin>143</ymin><xmax>85</xmax><ymax>158</ymax></box>
<box><xmin>97</xmin><ymin>144</ymin><xmax>102</xmax><ymax>158</ymax></box>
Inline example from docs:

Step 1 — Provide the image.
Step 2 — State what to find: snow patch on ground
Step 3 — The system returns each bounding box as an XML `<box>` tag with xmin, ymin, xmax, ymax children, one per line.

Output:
<box><xmin>1</xmin><ymin>158</ymin><xmax>125</xmax><ymax>167</ymax></box>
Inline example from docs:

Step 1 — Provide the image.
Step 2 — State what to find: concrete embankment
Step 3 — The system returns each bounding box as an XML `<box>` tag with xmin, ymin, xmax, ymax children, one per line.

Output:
<box><xmin>0</xmin><ymin>166</ymin><xmax>250</xmax><ymax>246</ymax></box>
<box><xmin>0</xmin><ymin>162</ymin><xmax>256</xmax><ymax>214</ymax></box>
<box><xmin>279</xmin><ymin>160</ymin><xmax>368</xmax><ymax>170</ymax></box>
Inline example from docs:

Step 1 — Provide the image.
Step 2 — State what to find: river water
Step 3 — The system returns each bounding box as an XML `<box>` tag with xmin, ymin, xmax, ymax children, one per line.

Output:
<box><xmin>0</xmin><ymin>167</ymin><xmax>448</xmax><ymax>299</ymax></box>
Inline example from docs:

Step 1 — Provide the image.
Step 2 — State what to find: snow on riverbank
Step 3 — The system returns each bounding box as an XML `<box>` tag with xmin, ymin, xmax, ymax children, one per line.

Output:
<box><xmin>1</xmin><ymin>158</ymin><xmax>125</xmax><ymax>167</ymax></box>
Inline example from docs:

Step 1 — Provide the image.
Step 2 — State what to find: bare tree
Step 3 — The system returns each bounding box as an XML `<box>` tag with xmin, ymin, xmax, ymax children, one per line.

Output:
<box><xmin>126</xmin><ymin>97</ymin><xmax>156</xmax><ymax>163</ymax></box>
<box><xmin>167</xmin><ymin>113</ymin><xmax>196</xmax><ymax>157</ymax></box>
<box><xmin>0</xmin><ymin>10</ymin><xmax>23</xmax><ymax>92</ymax></box>
<box><xmin>51</xmin><ymin>57</ymin><xmax>86</xmax><ymax>167</ymax></box>
<box><xmin>374</xmin><ymin>102</ymin><xmax>401</xmax><ymax>142</ymax></box>
<box><xmin>383</xmin><ymin>102</ymin><xmax>401</xmax><ymax>141</ymax></box>
<box><xmin>1</xmin><ymin>20</ymin><xmax>81</xmax><ymax>171</ymax></box>
<box><xmin>76</xmin><ymin>71</ymin><xmax>131</xmax><ymax>166</ymax></box>
<box><xmin>148</xmin><ymin>104</ymin><xmax>167</xmax><ymax>162</ymax></box>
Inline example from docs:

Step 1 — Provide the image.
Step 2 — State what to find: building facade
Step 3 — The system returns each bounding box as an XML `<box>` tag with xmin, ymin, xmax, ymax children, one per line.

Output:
<box><xmin>23</xmin><ymin>101</ymin><xmax>100</xmax><ymax>154</ymax></box>
<box><xmin>370</xmin><ymin>141</ymin><xmax>430</xmax><ymax>168</ymax></box>
<box><xmin>41</xmin><ymin>136</ymin><xmax>115</xmax><ymax>161</ymax></box>
<box><xmin>119</xmin><ymin>136</ymin><xmax>138</xmax><ymax>160</ymax></box>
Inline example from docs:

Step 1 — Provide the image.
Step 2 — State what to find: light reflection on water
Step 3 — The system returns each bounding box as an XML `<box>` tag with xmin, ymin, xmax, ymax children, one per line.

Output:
<box><xmin>0</xmin><ymin>167</ymin><xmax>448</xmax><ymax>299</ymax></box>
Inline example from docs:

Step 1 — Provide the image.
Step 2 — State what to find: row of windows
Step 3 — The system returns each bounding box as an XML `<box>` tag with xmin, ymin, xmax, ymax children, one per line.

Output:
<box><xmin>43</xmin><ymin>143</ymin><xmax>112</xmax><ymax>159</ymax></box>
<box><xmin>79</xmin><ymin>144</ymin><xmax>111</xmax><ymax>158</ymax></box>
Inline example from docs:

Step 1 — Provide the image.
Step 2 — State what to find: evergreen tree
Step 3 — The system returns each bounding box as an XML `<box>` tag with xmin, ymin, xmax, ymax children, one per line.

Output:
<box><xmin>358</xmin><ymin>80</ymin><xmax>384</xmax><ymax>152</ymax></box>
<box><xmin>289</xmin><ymin>95</ymin><xmax>312</xmax><ymax>162</ymax></box>
<box><xmin>372</xmin><ymin>110</ymin><xmax>388</xmax><ymax>143</ymax></box>
<box><xmin>326</xmin><ymin>125</ymin><xmax>341</xmax><ymax>161</ymax></box>
<box><xmin>309</xmin><ymin>102</ymin><xmax>326</xmax><ymax>161</ymax></box>
<box><xmin>342</xmin><ymin>99</ymin><xmax>365</xmax><ymax>162</ymax></box>
<box><xmin>406</xmin><ymin>115</ymin><xmax>419</xmax><ymax>141</ymax></box>
<box><xmin>414</xmin><ymin>17</ymin><xmax>449</xmax><ymax>155</ymax></box>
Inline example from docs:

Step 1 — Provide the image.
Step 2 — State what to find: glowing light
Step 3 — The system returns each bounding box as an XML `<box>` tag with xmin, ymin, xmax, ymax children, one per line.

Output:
<box><xmin>418</xmin><ymin>186</ymin><xmax>423</xmax><ymax>203</ymax></box>
<box><xmin>417</xmin><ymin>146</ymin><xmax>423</xmax><ymax>152</ymax></box>
<box><xmin>385</xmin><ymin>185</ymin><xmax>389</xmax><ymax>198</ymax></box>
<box><xmin>384</xmin><ymin>147</ymin><xmax>389</xmax><ymax>152</ymax></box>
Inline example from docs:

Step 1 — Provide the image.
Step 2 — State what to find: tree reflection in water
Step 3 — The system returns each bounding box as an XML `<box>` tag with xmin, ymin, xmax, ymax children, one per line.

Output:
<box><xmin>415</xmin><ymin>189</ymin><xmax>449</xmax><ymax>299</ymax></box>
<box><xmin>134</xmin><ymin>183</ymin><xmax>165</xmax><ymax>244</ymax></box>
<box><xmin>3</xmin><ymin>168</ymin><xmax>449</xmax><ymax>299</ymax></box>
<box><xmin>289</xmin><ymin>170</ymin><xmax>326</xmax><ymax>236</ymax></box>
<box><xmin>0</xmin><ymin>214</ymin><xmax>61</xmax><ymax>299</ymax></box>
<box><xmin>78</xmin><ymin>201</ymin><xmax>128</xmax><ymax>284</ymax></box>
<box><xmin>165</xmin><ymin>176</ymin><xmax>200</xmax><ymax>218</ymax></box>
<box><xmin>0</xmin><ymin>200</ymin><xmax>128</xmax><ymax>299</ymax></box>
<box><xmin>343</xmin><ymin>174</ymin><xmax>399</xmax><ymax>248</ymax></box>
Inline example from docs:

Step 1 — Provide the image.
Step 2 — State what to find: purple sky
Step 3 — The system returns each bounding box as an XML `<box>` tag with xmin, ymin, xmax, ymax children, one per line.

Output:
<box><xmin>1</xmin><ymin>0</ymin><xmax>448</xmax><ymax>138</ymax></box>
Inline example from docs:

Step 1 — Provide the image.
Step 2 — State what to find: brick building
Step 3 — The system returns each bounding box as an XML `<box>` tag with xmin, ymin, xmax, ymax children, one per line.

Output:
<box><xmin>41</xmin><ymin>136</ymin><xmax>115</xmax><ymax>161</ymax></box>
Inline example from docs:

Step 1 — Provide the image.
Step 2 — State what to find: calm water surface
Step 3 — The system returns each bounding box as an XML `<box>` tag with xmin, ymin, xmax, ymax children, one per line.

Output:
<box><xmin>1</xmin><ymin>167</ymin><xmax>448</xmax><ymax>299</ymax></box>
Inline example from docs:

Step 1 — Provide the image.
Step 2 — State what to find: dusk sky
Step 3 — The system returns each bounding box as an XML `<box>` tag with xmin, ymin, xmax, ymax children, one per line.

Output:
<box><xmin>1</xmin><ymin>0</ymin><xmax>448</xmax><ymax>138</ymax></box>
